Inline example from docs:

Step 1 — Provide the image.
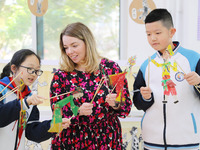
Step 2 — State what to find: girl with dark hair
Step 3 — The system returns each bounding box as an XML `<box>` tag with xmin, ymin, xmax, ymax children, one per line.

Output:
<box><xmin>0</xmin><ymin>49</ymin><xmax>70</xmax><ymax>150</ymax></box>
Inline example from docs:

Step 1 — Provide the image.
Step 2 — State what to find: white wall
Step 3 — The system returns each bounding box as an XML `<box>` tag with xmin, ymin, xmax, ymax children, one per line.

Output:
<box><xmin>121</xmin><ymin>0</ymin><xmax>200</xmax><ymax>66</ymax></box>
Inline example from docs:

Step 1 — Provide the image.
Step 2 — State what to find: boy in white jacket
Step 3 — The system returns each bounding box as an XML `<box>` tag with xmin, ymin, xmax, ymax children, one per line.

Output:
<box><xmin>133</xmin><ymin>8</ymin><xmax>200</xmax><ymax>150</ymax></box>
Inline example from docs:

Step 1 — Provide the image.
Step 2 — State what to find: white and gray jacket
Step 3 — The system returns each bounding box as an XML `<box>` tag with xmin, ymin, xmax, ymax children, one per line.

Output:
<box><xmin>0</xmin><ymin>77</ymin><xmax>52</xmax><ymax>150</ymax></box>
<box><xmin>133</xmin><ymin>42</ymin><xmax>200</xmax><ymax>150</ymax></box>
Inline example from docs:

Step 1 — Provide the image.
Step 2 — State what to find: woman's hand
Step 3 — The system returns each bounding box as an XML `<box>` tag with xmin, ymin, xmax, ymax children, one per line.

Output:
<box><xmin>26</xmin><ymin>94</ymin><xmax>47</xmax><ymax>106</ymax></box>
<box><xmin>106</xmin><ymin>93</ymin><xmax>117</xmax><ymax>107</ymax></box>
<box><xmin>62</xmin><ymin>118</ymin><xmax>71</xmax><ymax>129</ymax></box>
<box><xmin>79</xmin><ymin>103</ymin><xmax>93</xmax><ymax>116</ymax></box>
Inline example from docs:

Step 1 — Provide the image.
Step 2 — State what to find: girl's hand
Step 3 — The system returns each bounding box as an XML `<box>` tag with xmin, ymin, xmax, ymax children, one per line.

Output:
<box><xmin>184</xmin><ymin>72</ymin><xmax>200</xmax><ymax>85</ymax></box>
<box><xmin>106</xmin><ymin>93</ymin><xmax>117</xmax><ymax>107</ymax></box>
<box><xmin>140</xmin><ymin>87</ymin><xmax>152</xmax><ymax>100</ymax></box>
<box><xmin>26</xmin><ymin>94</ymin><xmax>47</xmax><ymax>106</ymax></box>
<box><xmin>79</xmin><ymin>103</ymin><xmax>93</xmax><ymax>116</ymax></box>
<box><xmin>62</xmin><ymin>118</ymin><xmax>71</xmax><ymax>129</ymax></box>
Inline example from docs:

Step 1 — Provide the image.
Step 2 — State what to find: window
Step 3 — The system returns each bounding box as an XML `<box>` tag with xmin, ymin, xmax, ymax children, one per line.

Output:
<box><xmin>0</xmin><ymin>0</ymin><xmax>32</xmax><ymax>59</ymax></box>
<box><xmin>43</xmin><ymin>0</ymin><xmax>120</xmax><ymax>60</ymax></box>
<box><xmin>0</xmin><ymin>0</ymin><xmax>119</xmax><ymax>60</ymax></box>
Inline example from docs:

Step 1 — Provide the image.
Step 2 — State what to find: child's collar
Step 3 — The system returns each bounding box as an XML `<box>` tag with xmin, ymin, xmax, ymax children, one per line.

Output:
<box><xmin>157</xmin><ymin>41</ymin><xmax>180</xmax><ymax>57</ymax></box>
<box><xmin>10</xmin><ymin>77</ymin><xmax>31</xmax><ymax>99</ymax></box>
<box><xmin>0</xmin><ymin>76</ymin><xmax>31</xmax><ymax>99</ymax></box>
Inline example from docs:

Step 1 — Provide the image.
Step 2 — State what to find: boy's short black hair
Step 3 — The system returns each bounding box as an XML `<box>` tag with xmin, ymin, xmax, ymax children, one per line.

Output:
<box><xmin>145</xmin><ymin>8</ymin><xmax>174</xmax><ymax>29</ymax></box>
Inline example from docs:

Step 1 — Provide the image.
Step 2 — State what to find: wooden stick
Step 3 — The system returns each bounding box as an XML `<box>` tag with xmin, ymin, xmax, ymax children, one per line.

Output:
<box><xmin>110</xmin><ymin>81</ymin><xmax>118</xmax><ymax>94</ymax></box>
<box><xmin>90</xmin><ymin>78</ymin><xmax>105</xmax><ymax>103</ymax></box>
<box><xmin>0</xmin><ymin>87</ymin><xmax>18</xmax><ymax>102</ymax></box>
<box><xmin>96</xmin><ymin>77</ymin><xmax>105</xmax><ymax>91</ymax></box>
<box><xmin>90</xmin><ymin>77</ymin><xmax>105</xmax><ymax>103</ymax></box>
<box><xmin>148</xmin><ymin>57</ymin><xmax>151</xmax><ymax>87</ymax></box>
<box><xmin>105</xmin><ymin>76</ymin><xmax>111</xmax><ymax>94</ymax></box>
<box><xmin>7</xmin><ymin>86</ymin><xmax>18</xmax><ymax>94</ymax></box>
<box><xmin>194</xmin><ymin>86</ymin><xmax>200</xmax><ymax>94</ymax></box>
<box><xmin>0</xmin><ymin>86</ymin><xmax>18</xmax><ymax>101</ymax></box>
<box><xmin>50</xmin><ymin>91</ymin><xmax>73</xmax><ymax>99</ymax></box>
<box><xmin>69</xmin><ymin>114</ymin><xmax>75</xmax><ymax>120</ymax></box>
<box><xmin>0</xmin><ymin>71</ymin><xmax>22</xmax><ymax>94</ymax></box>
<box><xmin>104</xmin><ymin>76</ymin><xmax>112</xmax><ymax>101</ymax></box>
<box><xmin>195</xmin><ymin>85</ymin><xmax>200</xmax><ymax>88</ymax></box>
<box><xmin>175</xmin><ymin>60</ymin><xmax>186</xmax><ymax>74</ymax></box>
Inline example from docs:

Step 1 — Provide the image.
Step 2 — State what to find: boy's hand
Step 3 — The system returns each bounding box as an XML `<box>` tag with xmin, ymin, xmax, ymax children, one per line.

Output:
<box><xmin>140</xmin><ymin>87</ymin><xmax>152</xmax><ymax>100</ymax></box>
<box><xmin>184</xmin><ymin>72</ymin><xmax>200</xmax><ymax>85</ymax></box>
<box><xmin>106</xmin><ymin>93</ymin><xmax>117</xmax><ymax>107</ymax></box>
<box><xmin>79</xmin><ymin>103</ymin><xmax>93</xmax><ymax>116</ymax></box>
<box><xmin>62</xmin><ymin>118</ymin><xmax>71</xmax><ymax>129</ymax></box>
<box><xmin>27</xmin><ymin>94</ymin><xmax>47</xmax><ymax>106</ymax></box>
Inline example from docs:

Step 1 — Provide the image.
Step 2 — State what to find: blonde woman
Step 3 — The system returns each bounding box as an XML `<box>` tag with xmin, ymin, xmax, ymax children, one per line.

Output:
<box><xmin>50</xmin><ymin>22</ymin><xmax>132</xmax><ymax>149</ymax></box>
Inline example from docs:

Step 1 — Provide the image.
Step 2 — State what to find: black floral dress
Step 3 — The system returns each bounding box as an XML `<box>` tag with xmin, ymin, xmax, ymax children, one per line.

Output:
<box><xmin>50</xmin><ymin>58</ymin><xmax>132</xmax><ymax>150</ymax></box>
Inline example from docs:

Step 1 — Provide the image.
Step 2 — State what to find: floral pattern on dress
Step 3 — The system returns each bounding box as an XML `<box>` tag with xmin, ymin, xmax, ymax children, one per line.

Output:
<box><xmin>50</xmin><ymin>58</ymin><xmax>132</xmax><ymax>150</ymax></box>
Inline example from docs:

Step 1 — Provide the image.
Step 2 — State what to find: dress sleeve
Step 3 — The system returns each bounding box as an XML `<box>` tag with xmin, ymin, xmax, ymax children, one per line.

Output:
<box><xmin>25</xmin><ymin>106</ymin><xmax>53</xmax><ymax>143</ymax></box>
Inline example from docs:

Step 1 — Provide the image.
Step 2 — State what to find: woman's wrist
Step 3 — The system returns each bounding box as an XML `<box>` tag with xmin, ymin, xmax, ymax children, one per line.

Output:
<box><xmin>112</xmin><ymin>104</ymin><xmax>121</xmax><ymax>110</ymax></box>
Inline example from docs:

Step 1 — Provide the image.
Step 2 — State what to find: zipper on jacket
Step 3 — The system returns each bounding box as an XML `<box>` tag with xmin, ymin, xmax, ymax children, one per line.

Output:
<box><xmin>14</xmin><ymin>120</ymin><xmax>19</xmax><ymax>150</ymax></box>
<box><xmin>163</xmin><ymin>103</ymin><xmax>167</xmax><ymax>150</ymax></box>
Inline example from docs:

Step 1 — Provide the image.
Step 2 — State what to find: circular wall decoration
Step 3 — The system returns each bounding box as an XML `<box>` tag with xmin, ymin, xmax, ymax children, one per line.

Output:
<box><xmin>28</xmin><ymin>0</ymin><xmax>48</xmax><ymax>17</ymax></box>
<box><xmin>129</xmin><ymin>0</ymin><xmax>156</xmax><ymax>24</ymax></box>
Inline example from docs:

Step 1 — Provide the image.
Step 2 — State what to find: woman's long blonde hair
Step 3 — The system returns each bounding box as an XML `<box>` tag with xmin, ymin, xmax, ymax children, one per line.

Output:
<box><xmin>59</xmin><ymin>22</ymin><xmax>101</xmax><ymax>73</ymax></box>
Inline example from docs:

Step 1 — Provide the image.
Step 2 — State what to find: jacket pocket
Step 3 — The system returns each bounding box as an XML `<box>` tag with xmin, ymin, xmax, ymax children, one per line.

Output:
<box><xmin>141</xmin><ymin>112</ymin><xmax>146</xmax><ymax>129</ymax></box>
<box><xmin>191</xmin><ymin>113</ymin><xmax>197</xmax><ymax>134</ymax></box>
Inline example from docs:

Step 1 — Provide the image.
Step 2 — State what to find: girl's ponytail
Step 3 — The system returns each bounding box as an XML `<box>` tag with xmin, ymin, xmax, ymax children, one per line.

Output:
<box><xmin>0</xmin><ymin>63</ymin><xmax>11</xmax><ymax>79</ymax></box>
